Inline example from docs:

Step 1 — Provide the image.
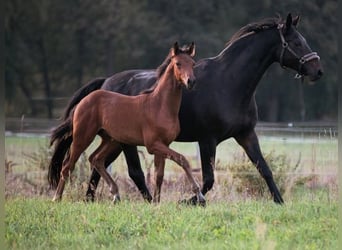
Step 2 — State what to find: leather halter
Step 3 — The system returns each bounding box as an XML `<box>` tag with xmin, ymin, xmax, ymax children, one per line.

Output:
<box><xmin>277</xmin><ymin>24</ymin><xmax>320</xmax><ymax>78</ymax></box>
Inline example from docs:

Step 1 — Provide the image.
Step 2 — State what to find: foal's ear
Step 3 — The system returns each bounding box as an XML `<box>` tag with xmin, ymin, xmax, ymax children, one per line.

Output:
<box><xmin>171</xmin><ymin>42</ymin><xmax>180</xmax><ymax>56</ymax></box>
<box><xmin>292</xmin><ymin>15</ymin><xmax>300</xmax><ymax>27</ymax></box>
<box><xmin>188</xmin><ymin>42</ymin><xmax>196</xmax><ymax>57</ymax></box>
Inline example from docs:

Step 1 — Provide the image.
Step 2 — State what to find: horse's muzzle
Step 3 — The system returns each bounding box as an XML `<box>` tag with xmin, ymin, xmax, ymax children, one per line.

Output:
<box><xmin>305</xmin><ymin>68</ymin><xmax>323</xmax><ymax>82</ymax></box>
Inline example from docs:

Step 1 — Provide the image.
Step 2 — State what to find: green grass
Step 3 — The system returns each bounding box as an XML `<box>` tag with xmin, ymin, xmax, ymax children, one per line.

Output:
<box><xmin>5</xmin><ymin>133</ymin><xmax>338</xmax><ymax>174</ymax></box>
<box><xmin>5</xmin><ymin>196</ymin><xmax>337</xmax><ymax>250</ymax></box>
<box><xmin>5</xmin><ymin>133</ymin><xmax>338</xmax><ymax>249</ymax></box>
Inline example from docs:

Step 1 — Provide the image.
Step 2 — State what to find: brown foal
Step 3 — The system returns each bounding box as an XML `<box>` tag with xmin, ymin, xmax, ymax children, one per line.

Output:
<box><xmin>52</xmin><ymin>42</ymin><xmax>205</xmax><ymax>204</ymax></box>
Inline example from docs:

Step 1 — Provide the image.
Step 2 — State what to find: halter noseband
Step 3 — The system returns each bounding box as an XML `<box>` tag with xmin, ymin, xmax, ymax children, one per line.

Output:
<box><xmin>277</xmin><ymin>24</ymin><xmax>320</xmax><ymax>78</ymax></box>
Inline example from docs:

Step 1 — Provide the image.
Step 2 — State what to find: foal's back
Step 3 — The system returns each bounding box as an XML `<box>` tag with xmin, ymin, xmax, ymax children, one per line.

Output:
<box><xmin>75</xmin><ymin>89</ymin><xmax>151</xmax><ymax>145</ymax></box>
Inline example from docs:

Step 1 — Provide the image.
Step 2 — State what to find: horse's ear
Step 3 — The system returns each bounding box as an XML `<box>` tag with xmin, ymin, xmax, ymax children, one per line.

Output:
<box><xmin>171</xmin><ymin>42</ymin><xmax>179</xmax><ymax>56</ymax></box>
<box><xmin>285</xmin><ymin>13</ymin><xmax>292</xmax><ymax>31</ymax></box>
<box><xmin>189</xmin><ymin>42</ymin><xmax>196</xmax><ymax>57</ymax></box>
<box><xmin>292</xmin><ymin>15</ymin><xmax>300</xmax><ymax>27</ymax></box>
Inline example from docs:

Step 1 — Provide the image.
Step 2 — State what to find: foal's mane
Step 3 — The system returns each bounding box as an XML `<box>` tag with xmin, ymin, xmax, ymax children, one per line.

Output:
<box><xmin>226</xmin><ymin>16</ymin><xmax>282</xmax><ymax>47</ymax></box>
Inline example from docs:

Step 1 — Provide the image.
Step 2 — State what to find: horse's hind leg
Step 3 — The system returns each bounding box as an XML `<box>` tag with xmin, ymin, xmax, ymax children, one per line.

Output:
<box><xmin>90</xmin><ymin>139</ymin><xmax>121</xmax><ymax>203</ymax></box>
<box><xmin>122</xmin><ymin>144</ymin><xmax>152</xmax><ymax>202</ymax></box>
<box><xmin>150</xmin><ymin>143</ymin><xmax>205</xmax><ymax>205</ymax></box>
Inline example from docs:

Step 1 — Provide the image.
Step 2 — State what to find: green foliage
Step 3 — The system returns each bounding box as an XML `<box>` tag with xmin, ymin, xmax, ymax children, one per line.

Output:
<box><xmin>5</xmin><ymin>0</ymin><xmax>337</xmax><ymax>120</ymax></box>
<box><xmin>5</xmin><ymin>197</ymin><xmax>337</xmax><ymax>249</ymax></box>
<box><xmin>227</xmin><ymin>150</ymin><xmax>316</xmax><ymax>198</ymax></box>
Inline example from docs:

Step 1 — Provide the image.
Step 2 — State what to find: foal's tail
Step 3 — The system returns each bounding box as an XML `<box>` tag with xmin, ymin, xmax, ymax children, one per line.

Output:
<box><xmin>62</xmin><ymin>77</ymin><xmax>106</xmax><ymax>120</ymax></box>
<box><xmin>48</xmin><ymin>117</ymin><xmax>73</xmax><ymax>189</ymax></box>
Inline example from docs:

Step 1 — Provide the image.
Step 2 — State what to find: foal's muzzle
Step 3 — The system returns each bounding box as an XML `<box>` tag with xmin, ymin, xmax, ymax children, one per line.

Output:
<box><xmin>186</xmin><ymin>78</ymin><xmax>196</xmax><ymax>90</ymax></box>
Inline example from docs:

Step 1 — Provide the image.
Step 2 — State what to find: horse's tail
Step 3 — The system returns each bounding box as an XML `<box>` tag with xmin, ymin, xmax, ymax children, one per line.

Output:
<box><xmin>48</xmin><ymin>117</ymin><xmax>73</xmax><ymax>189</ymax></box>
<box><xmin>62</xmin><ymin>77</ymin><xmax>106</xmax><ymax>120</ymax></box>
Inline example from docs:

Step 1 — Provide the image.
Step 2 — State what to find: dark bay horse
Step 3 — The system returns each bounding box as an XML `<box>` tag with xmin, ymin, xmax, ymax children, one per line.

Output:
<box><xmin>48</xmin><ymin>42</ymin><xmax>205</xmax><ymax>203</ymax></box>
<box><xmin>52</xmin><ymin>14</ymin><xmax>323</xmax><ymax>204</ymax></box>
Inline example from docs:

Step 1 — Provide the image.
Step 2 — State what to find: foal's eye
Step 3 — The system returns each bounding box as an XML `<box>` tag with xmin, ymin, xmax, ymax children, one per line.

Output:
<box><xmin>176</xmin><ymin>62</ymin><xmax>181</xmax><ymax>68</ymax></box>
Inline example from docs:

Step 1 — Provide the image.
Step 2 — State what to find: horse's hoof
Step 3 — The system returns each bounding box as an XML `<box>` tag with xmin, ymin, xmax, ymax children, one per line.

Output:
<box><xmin>84</xmin><ymin>194</ymin><xmax>95</xmax><ymax>203</ymax></box>
<box><xmin>143</xmin><ymin>194</ymin><xmax>153</xmax><ymax>203</ymax></box>
<box><xmin>113</xmin><ymin>194</ymin><xmax>121</xmax><ymax>204</ymax></box>
<box><xmin>178</xmin><ymin>195</ymin><xmax>199</xmax><ymax>206</ymax></box>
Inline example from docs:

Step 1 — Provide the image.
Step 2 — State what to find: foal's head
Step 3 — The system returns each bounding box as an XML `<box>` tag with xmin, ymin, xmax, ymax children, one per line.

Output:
<box><xmin>170</xmin><ymin>42</ymin><xmax>196</xmax><ymax>90</ymax></box>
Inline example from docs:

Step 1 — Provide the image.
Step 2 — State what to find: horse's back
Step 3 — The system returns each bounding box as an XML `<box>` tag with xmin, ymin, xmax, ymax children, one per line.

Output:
<box><xmin>102</xmin><ymin>69</ymin><xmax>157</xmax><ymax>95</ymax></box>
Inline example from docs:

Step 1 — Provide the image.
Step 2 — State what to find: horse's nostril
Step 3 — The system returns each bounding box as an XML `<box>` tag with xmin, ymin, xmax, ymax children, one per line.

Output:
<box><xmin>317</xmin><ymin>69</ymin><xmax>323</xmax><ymax>77</ymax></box>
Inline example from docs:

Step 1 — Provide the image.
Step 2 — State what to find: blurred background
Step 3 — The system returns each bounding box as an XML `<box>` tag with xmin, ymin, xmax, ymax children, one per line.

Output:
<box><xmin>5</xmin><ymin>0</ymin><xmax>337</xmax><ymax>122</ymax></box>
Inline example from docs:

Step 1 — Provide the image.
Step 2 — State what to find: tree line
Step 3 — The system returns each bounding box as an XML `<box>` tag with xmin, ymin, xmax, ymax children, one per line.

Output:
<box><xmin>5</xmin><ymin>0</ymin><xmax>337</xmax><ymax>121</ymax></box>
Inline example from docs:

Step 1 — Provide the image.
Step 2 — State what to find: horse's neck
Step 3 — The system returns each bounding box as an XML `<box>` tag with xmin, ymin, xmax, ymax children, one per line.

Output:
<box><xmin>151</xmin><ymin>66</ymin><xmax>182</xmax><ymax>116</ymax></box>
<box><xmin>217</xmin><ymin>29</ymin><xmax>279</xmax><ymax>105</ymax></box>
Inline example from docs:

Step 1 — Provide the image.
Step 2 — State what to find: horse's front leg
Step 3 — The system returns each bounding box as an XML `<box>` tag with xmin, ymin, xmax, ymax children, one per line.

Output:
<box><xmin>182</xmin><ymin>139</ymin><xmax>217</xmax><ymax>205</ymax></box>
<box><xmin>235</xmin><ymin>129</ymin><xmax>284</xmax><ymax>204</ymax></box>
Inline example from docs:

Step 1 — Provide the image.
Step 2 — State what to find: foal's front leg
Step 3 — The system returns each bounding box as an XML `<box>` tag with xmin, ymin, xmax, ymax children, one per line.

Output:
<box><xmin>149</xmin><ymin>142</ymin><xmax>206</xmax><ymax>205</ymax></box>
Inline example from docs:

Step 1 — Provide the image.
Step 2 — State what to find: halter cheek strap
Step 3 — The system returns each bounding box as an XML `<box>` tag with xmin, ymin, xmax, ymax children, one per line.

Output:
<box><xmin>277</xmin><ymin>24</ymin><xmax>320</xmax><ymax>77</ymax></box>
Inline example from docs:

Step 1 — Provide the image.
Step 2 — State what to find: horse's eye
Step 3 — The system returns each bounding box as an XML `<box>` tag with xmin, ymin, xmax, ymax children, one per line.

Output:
<box><xmin>176</xmin><ymin>62</ymin><xmax>181</xmax><ymax>68</ymax></box>
<box><xmin>294</xmin><ymin>41</ymin><xmax>301</xmax><ymax>47</ymax></box>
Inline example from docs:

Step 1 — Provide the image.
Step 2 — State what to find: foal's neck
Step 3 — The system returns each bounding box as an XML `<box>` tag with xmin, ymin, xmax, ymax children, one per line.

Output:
<box><xmin>151</xmin><ymin>64</ymin><xmax>183</xmax><ymax>115</ymax></box>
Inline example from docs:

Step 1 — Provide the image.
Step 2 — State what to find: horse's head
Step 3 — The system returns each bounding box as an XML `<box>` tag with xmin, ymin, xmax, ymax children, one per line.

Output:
<box><xmin>170</xmin><ymin>42</ymin><xmax>196</xmax><ymax>90</ymax></box>
<box><xmin>277</xmin><ymin>13</ymin><xmax>323</xmax><ymax>82</ymax></box>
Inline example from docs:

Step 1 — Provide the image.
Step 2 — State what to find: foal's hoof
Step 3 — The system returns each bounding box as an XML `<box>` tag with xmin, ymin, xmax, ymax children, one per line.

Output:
<box><xmin>113</xmin><ymin>195</ymin><xmax>121</xmax><ymax>204</ymax></box>
<box><xmin>52</xmin><ymin>196</ymin><xmax>61</xmax><ymax>202</ymax></box>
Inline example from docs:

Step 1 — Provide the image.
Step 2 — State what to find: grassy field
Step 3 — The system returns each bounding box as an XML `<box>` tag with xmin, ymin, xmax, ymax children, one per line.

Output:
<box><xmin>5</xmin><ymin>133</ymin><xmax>338</xmax><ymax>249</ymax></box>
<box><xmin>5</xmin><ymin>196</ymin><xmax>338</xmax><ymax>250</ymax></box>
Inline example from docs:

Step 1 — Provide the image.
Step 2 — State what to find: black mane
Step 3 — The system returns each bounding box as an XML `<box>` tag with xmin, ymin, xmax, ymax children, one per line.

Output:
<box><xmin>226</xmin><ymin>16</ymin><xmax>282</xmax><ymax>47</ymax></box>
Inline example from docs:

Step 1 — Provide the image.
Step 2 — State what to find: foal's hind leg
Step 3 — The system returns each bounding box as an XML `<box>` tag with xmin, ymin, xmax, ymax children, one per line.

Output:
<box><xmin>53</xmin><ymin>140</ymin><xmax>89</xmax><ymax>201</ymax></box>
<box><xmin>86</xmin><ymin>146</ymin><xmax>122</xmax><ymax>202</ymax></box>
<box><xmin>153</xmin><ymin>155</ymin><xmax>165</xmax><ymax>203</ymax></box>
<box><xmin>90</xmin><ymin>139</ymin><xmax>121</xmax><ymax>203</ymax></box>
<box><xmin>150</xmin><ymin>143</ymin><xmax>205</xmax><ymax>205</ymax></box>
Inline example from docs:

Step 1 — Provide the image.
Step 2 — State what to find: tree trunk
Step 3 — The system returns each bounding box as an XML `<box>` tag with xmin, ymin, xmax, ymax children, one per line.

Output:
<box><xmin>298</xmin><ymin>81</ymin><xmax>306</xmax><ymax>121</ymax></box>
<box><xmin>76</xmin><ymin>29</ymin><xmax>84</xmax><ymax>88</ymax></box>
<box><xmin>267</xmin><ymin>94</ymin><xmax>279</xmax><ymax>122</ymax></box>
<box><xmin>105</xmin><ymin>38</ymin><xmax>114</xmax><ymax>76</ymax></box>
<box><xmin>17</xmin><ymin>75</ymin><xmax>37</xmax><ymax>116</ymax></box>
<box><xmin>38</xmin><ymin>38</ymin><xmax>53</xmax><ymax>118</ymax></box>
